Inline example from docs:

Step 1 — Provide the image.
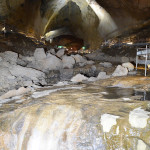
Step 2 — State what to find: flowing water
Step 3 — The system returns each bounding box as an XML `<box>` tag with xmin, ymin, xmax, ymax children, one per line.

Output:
<box><xmin>0</xmin><ymin>82</ymin><xmax>150</xmax><ymax>150</ymax></box>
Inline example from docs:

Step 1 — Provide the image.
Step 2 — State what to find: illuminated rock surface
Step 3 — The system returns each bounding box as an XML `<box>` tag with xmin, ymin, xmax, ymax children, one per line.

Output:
<box><xmin>0</xmin><ymin>76</ymin><xmax>150</xmax><ymax>149</ymax></box>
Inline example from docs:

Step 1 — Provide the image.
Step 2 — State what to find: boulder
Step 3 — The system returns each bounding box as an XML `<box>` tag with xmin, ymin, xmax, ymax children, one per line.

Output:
<box><xmin>28</xmin><ymin>54</ymin><xmax>63</xmax><ymax>72</ymax></box>
<box><xmin>121</xmin><ymin>57</ymin><xmax>129</xmax><ymax>63</ymax></box>
<box><xmin>0</xmin><ymin>56</ymin><xmax>2</xmax><ymax>62</ymax></box>
<box><xmin>47</xmin><ymin>49</ymin><xmax>56</xmax><ymax>55</ymax></box>
<box><xmin>97</xmin><ymin>72</ymin><xmax>110</xmax><ymax>79</ymax></box>
<box><xmin>45</xmin><ymin>70</ymin><xmax>60</xmax><ymax>84</ymax></box>
<box><xmin>100</xmin><ymin>62</ymin><xmax>112</xmax><ymax>68</ymax></box>
<box><xmin>88</xmin><ymin>77</ymin><xmax>97</xmax><ymax>82</ymax></box>
<box><xmin>56</xmin><ymin>49</ymin><xmax>65</xmax><ymax>58</ymax></box>
<box><xmin>112</xmin><ymin>65</ymin><xmax>128</xmax><ymax>77</ymax></box>
<box><xmin>0</xmin><ymin>51</ymin><xmax>18</xmax><ymax>64</ymax></box>
<box><xmin>0</xmin><ymin>66</ymin><xmax>16</xmax><ymax>91</ymax></box>
<box><xmin>44</xmin><ymin>54</ymin><xmax>63</xmax><ymax>71</ymax></box>
<box><xmin>34</xmin><ymin>48</ymin><xmax>46</xmax><ymax>60</ymax></box>
<box><xmin>17</xmin><ymin>58</ymin><xmax>27</xmax><ymax>67</ymax></box>
<box><xmin>86</xmin><ymin>60</ymin><xmax>95</xmax><ymax>65</ymax></box>
<box><xmin>0</xmin><ymin>87</ymin><xmax>31</xmax><ymax>100</ymax></box>
<box><xmin>62</xmin><ymin>56</ymin><xmax>75</xmax><ymax>69</ymax></box>
<box><xmin>71</xmin><ymin>74</ymin><xmax>88</xmax><ymax>83</ymax></box>
<box><xmin>72</xmin><ymin>54</ymin><xmax>87</xmax><ymax>63</ymax></box>
<box><xmin>60</xmin><ymin>69</ymin><xmax>73</xmax><ymax>80</ymax></box>
<box><xmin>9</xmin><ymin>65</ymin><xmax>46</xmax><ymax>85</ymax></box>
<box><xmin>122</xmin><ymin>62</ymin><xmax>134</xmax><ymax>71</ymax></box>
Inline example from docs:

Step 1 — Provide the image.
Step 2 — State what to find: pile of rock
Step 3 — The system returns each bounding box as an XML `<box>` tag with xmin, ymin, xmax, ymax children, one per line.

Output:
<box><xmin>0</xmin><ymin>51</ymin><xmax>46</xmax><ymax>94</ymax></box>
<box><xmin>0</xmin><ymin>48</ymin><xmax>135</xmax><ymax>96</ymax></box>
<box><xmin>0</xmin><ymin>48</ymin><xmax>95</xmax><ymax>93</ymax></box>
<box><xmin>70</xmin><ymin>62</ymin><xmax>135</xmax><ymax>83</ymax></box>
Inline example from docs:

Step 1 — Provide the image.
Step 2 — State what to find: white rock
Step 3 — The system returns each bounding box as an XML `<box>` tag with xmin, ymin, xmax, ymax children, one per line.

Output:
<box><xmin>97</xmin><ymin>72</ymin><xmax>110</xmax><ymax>79</ymax></box>
<box><xmin>0</xmin><ymin>87</ymin><xmax>31</xmax><ymax>100</ymax></box>
<box><xmin>71</xmin><ymin>74</ymin><xmax>88</xmax><ymax>83</ymax></box>
<box><xmin>0</xmin><ymin>66</ymin><xmax>16</xmax><ymax>90</ymax></box>
<box><xmin>56</xmin><ymin>49</ymin><xmax>65</xmax><ymax>58</ymax></box>
<box><xmin>72</xmin><ymin>54</ymin><xmax>87</xmax><ymax>63</ymax></box>
<box><xmin>137</xmin><ymin>140</ymin><xmax>147</xmax><ymax>150</ymax></box>
<box><xmin>88</xmin><ymin>77</ymin><xmax>97</xmax><ymax>82</ymax></box>
<box><xmin>0</xmin><ymin>51</ymin><xmax>18</xmax><ymax>64</ymax></box>
<box><xmin>23</xmin><ymin>56</ymin><xmax>35</xmax><ymax>62</ymax></box>
<box><xmin>100</xmin><ymin>62</ymin><xmax>112</xmax><ymax>68</ymax></box>
<box><xmin>62</xmin><ymin>56</ymin><xmax>75</xmax><ymax>69</ymax></box>
<box><xmin>129</xmin><ymin>107</ymin><xmax>150</xmax><ymax>128</ymax></box>
<box><xmin>122</xmin><ymin>62</ymin><xmax>134</xmax><ymax>71</ymax></box>
<box><xmin>112</xmin><ymin>65</ymin><xmax>128</xmax><ymax>76</ymax></box>
<box><xmin>9</xmin><ymin>65</ymin><xmax>46</xmax><ymax>84</ymax></box>
<box><xmin>101</xmin><ymin>114</ymin><xmax>120</xmax><ymax>132</ymax></box>
<box><xmin>34</xmin><ymin>48</ymin><xmax>46</xmax><ymax>60</ymax></box>
<box><xmin>28</xmin><ymin>54</ymin><xmax>62</xmax><ymax>72</ymax></box>
<box><xmin>23</xmin><ymin>81</ymin><xmax>33</xmax><ymax>87</ymax></box>
<box><xmin>44</xmin><ymin>54</ymin><xmax>63</xmax><ymax>71</ymax></box>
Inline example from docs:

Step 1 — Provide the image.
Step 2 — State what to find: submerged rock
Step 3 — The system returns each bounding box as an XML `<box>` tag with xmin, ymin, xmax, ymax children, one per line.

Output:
<box><xmin>112</xmin><ymin>65</ymin><xmax>128</xmax><ymax>76</ymax></box>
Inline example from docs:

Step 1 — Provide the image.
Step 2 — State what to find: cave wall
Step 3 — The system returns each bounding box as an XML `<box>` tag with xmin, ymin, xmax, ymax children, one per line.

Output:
<box><xmin>0</xmin><ymin>0</ymin><xmax>150</xmax><ymax>48</ymax></box>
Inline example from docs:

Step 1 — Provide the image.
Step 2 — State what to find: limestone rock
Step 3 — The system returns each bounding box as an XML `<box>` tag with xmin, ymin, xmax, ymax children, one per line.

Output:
<box><xmin>71</xmin><ymin>74</ymin><xmax>88</xmax><ymax>83</ymax></box>
<box><xmin>0</xmin><ymin>66</ymin><xmax>16</xmax><ymax>91</ymax></box>
<box><xmin>62</xmin><ymin>56</ymin><xmax>75</xmax><ymax>69</ymax></box>
<box><xmin>72</xmin><ymin>54</ymin><xmax>87</xmax><ymax>63</ymax></box>
<box><xmin>9</xmin><ymin>65</ymin><xmax>46</xmax><ymax>85</ymax></box>
<box><xmin>112</xmin><ymin>65</ymin><xmax>128</xmax><ymax>76</ymax></box>
<box><xmin>0</xmin><ymin>87</ymin><xmax>31</xmax><ymax>100</ymax></box>
<box><xmin>44</xmin><ymin>54</ymin><xmax>63</xmax><ymax>71</ymax></box>
<box><xmin>97</xmin><ymin>72</ymin><xmax>110</xmax><ymax>79</ymax></box>
<box><xmin>100</xmin><ymin>62</ymin><xmax>112</xmax><ymax>68</ymax></box>
<box><xmin>0</xmin><ymin>56</ymin><xmax>2</xmax><ymax>62</ymax></box>
<box><xmin>60</xmin><ymin>69</ymin><xmax>73</xmax><ymax>80</ymax></box>
<box><xmin>88</xmin><ymin>77</ymin><xmax>97</xmax><ymax>82</ymax></box>
<box><xmin>121</xmin><ymin>57</ymin><xmax>129</xmax><ymax>63</ymax></box>
<box><xmin>45</xmin><ymin>70</ymin><xmax>60</xmax><ymax>84</ymax></box>
<box><xmin>0</xmin><ymin>51</ymin><xmax>18</xmax><ymax>64</ymax></box>
<box><xmin>122</xmin><ymin>62</ymin><xmax>134</xmax><ymax>71</ymax></box>
<box><xmin>47</xmin><ymin>49</ymin><xmax>56</xmax><ymax>55</ymax></box>
<box><xmin>34</xmin><ymin>48</ymin><xmax>46</xmax><ymax>60</ymax></box>
<box><xmin>56</xmin><ymin>49</ymin><xmax>65</xmax><ymax>58</ymax></box>
<box><xmin>17</xmin><ymin>58</ymin><xmax>27</xmax><ymax>67</ymax></box>
<box><xmin>28</xmin><ymin>54</ymin><xmax>63</xmax><ymax>72</ymax></box>
<box><xmin>86</xmin><ymin>60</ymin><xmax>95</xmax><ymax>65</ymax></box>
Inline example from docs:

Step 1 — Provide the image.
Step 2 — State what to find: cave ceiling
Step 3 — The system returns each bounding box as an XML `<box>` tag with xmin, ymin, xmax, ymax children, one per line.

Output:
<box><xmin>0</xmin><ymin>0</ymin><xmax>150</xmax><ymax>48</ymax></box>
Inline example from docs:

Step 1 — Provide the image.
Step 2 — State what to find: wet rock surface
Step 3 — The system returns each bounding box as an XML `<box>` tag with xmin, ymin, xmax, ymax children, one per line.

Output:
<box><xmin>0</xmin><ymin>76</ymin><xmax>149</xmax><ymax>149</ymax></box>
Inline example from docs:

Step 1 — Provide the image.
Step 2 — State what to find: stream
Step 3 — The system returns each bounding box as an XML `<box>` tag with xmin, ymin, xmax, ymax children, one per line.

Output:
<box><xmin>0</xmin><ymin>82</ymin><xmax>150</xmax><ymax>150</ymax></box>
